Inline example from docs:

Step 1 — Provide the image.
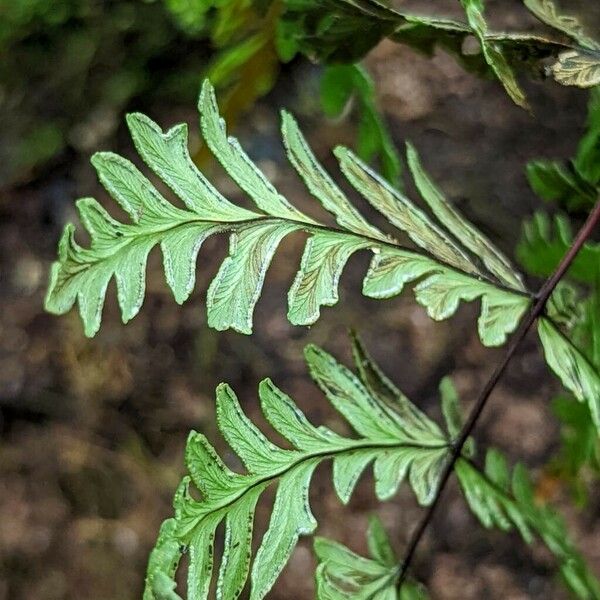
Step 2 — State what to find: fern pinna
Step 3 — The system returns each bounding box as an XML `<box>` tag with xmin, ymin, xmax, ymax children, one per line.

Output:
<box><xmin>143</xmin><ymin>334</ymin><xmax>599</xmax><ymax>599</ymax></box>
<box><xmin>144</xmin><ymin>336</ymin><xmax>454</xmax><ymax>600</ymax></box>
<box><xmin>314</xmin><ymin>514</ymin><xmax>428</xmax><ymax>599</ymax></box>
<box><xmin>45</xmin><ymin>79</ymin><xmax>600</xmax><ymax>435</ymax></box>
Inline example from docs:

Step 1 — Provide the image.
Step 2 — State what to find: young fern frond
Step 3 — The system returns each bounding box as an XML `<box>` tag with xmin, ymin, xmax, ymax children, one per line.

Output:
<box><xmin>314</xmin><ymin>515</ymin><xmax>429</xmax><ymax>599</ymax></box>
<box><xmin>144</xmin><ymin>340</ymin><xmax>456</xmax><ymax>600</ymax></box>
<box><xmin>44</xmin><ymin>79</ymin><xmax>600</xmax><ymax>433</ymax></box>
<box><xmin>456</xmin><ymin>450</ymin><xmax>600</xmax><ymax>598</ymax></box>
<box><xmin>146</xmin><ymin>335</ymin><xmax>600</xmax><ymax>600</ymax></box>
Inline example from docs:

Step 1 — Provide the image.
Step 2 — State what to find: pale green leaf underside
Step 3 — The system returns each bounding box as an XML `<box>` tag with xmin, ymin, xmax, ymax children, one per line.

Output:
<box><xmin>143</xmin><ymin>339</ymin><xmax>453</xmax><ymax>600</ymax></box>
<box><xmin>145</xmin><ymin>335</ymin><xmax>600</xmax><ymax>600</ymax></box>
<box><xmin>314</xmin><ymin>518</ymin><xmax>430</xmax><ymax>599</ymax></box>
<box><xmin>45</xmin><ymin>79</ymin><xmax>530</xmax><ymax>347</ymax></box>
<box><xmin>405</xmin><ymin>142</ymin><xmax>524</xmax><ymax>290</ymax></box>
<box><xmin>314</xmin><ymin>516</ymin><xmax>411</xmax><ymax>600</ymax></box>
<box><xmin>144</xmin><ymin>519</ymin><xmax>183</xmax><ymax>600</ymax></box>
<box><xmin>538</xmin><ymin>317</ymin><xmax>600</xmax><ymax>429</ymax></box>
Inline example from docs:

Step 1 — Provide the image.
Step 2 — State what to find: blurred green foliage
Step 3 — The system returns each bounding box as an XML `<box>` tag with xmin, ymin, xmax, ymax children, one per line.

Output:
<box><xmin>550</xmin><ymin>272</ymin><xmax>600</xmax><ymax>504</ymax></box>
<box><xmin>1</xmin><ymin>0</ymin><xmax>401</xmax><ymax>190</ymax></box>
<box><xmin>518</xmin><ymin>213</ymin><xmax>600</xmax><ymax>283</ymax></box>
<box><xmin>526</xmin><ymin>88</ymin><xmax>600</xmax><ymax>213</ymax></box>
<box><xmin>0</xmin><ymin>0</ymin><xmax>214</xmax><ymax>187</ymax></box>
<box><xmin>320</xmin><ymin>64</ymin><xmax>402</xmax><ymax>187</ymax></box>
<box><xmin>188</xmin><ymin>0</ymin><xmax>283</xmax><ymax>165</ymax></box>
<box><xmin>517</xmin><ymin>87</ymin><xmax>600</xmax><ymax>504</ymax></box>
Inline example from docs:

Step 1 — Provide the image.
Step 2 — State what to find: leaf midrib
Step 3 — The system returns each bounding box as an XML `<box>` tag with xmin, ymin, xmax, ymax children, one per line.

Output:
<box><xmin>66</xmin><ymin>209</ymin><xmax>532</xmax><ymax>299</ymax></box>
<box><xmin>182</xmin><ymin>436</ymin><xmax>451</xmax><ymax>538</ymax></box>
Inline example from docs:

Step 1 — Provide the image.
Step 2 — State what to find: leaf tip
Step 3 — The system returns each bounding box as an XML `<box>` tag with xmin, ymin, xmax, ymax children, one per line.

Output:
<box><xmin>332</xmin><ymin>145</ymin><xmax>350</xmax><ymax>161</ymax></box>
<box><xmin>303</xmin><ymin>343</ymin><xmax>322</xmax><ymax>363</ymax></box>
<box><xmin>198</xmin><ymin>78</ymin><xmax>216</xmax><ymax>113</ymax></box>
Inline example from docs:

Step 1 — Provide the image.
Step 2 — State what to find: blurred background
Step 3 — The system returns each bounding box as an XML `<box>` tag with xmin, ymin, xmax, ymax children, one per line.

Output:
<box><xmin>1</xmin><ymin>1</ymin><xmax>600</xmax><ymax>598</ymax></box>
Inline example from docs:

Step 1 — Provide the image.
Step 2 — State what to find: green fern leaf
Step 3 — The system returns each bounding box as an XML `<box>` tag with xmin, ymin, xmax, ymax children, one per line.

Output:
<box><xmin>143</xmin><ymin>341</ymin><xmax>454</xmax><ymax>599</ymax></box>
<box><xmin>144</xmin><ymin>519</ymin><xmax>183</xmax><ymax>600</ymax></box>
<box><xmin>45</xmin><ymin>79</ymin><xmax>531</xmax><ymax>347</ymax></box>
<box><xmin>147</xmin><ymin>336</ymin><xmax>600</xmax><ymax>599</ymax></box>
<box><xmin>335</xmin><ymin>145</ymin><xmax>475</xmax><ymax>273</ymax></box>
<box><xmin>575</xmin><ymin>87</ymin><xmax>600</xmax><ymax>186</ymax></box>
<box><xmin>438</xmin><ymin>377</ymin><xmax>463</xmax><ymax>441</ymax></box>
<box><xmin>523</xmin><ymin>88</ymin><xmax>600</xmax><ymax>212</ymax></box>
<box><xmin>525</xmin><ymin>0</ymin><xmax>600</xmax><ymax>88</ymax></box>
<box><xmin>199</xmin><ymin>84</ymin><xmax>313</xmax><ymax>223</ymax></box>
<box><xmin>281</xmin><ymin>0</ymin><xmax>579</xmax><ymax>107</ymax></box>
<box><xmin>314</xmin><ymin>516</ymin><xmax>429</xmax><ymax>599</ymax></box>
<box><xmin>456</xmin><ymin>450</ymin><xmax>600</xmax><ymax>599</ymax></box>
<box><xmin>366</xmin><ymin>514</ymin><xmax>396</xmax><ymax>567</ymax></box>
<box><xmin>45</xmin><ymin>79</ymin><xmax>600</xmax><ymax>437</ymax></box>
<box><xmin>206</xmin><ymin>221</ymin><xmax>297</xmax><ymax>334</ymax></box>
<box><xmin>460</xmin><ymin>0</ymin><xmax>529</xmax><ymax>109</ymax></box>
<box><xmin>280</xmin><ymin>110</ymin><xmax>386</xmax><ymax>240</ymax></box>
<box><xmin>350</xmin><ymin>330</ymin><xmax>443</xmax><ymax>441</ymax></box>
<box><xmin>525</xmin><ymin>160</ymin><xmax>597</xmax><ymax>211</ymax></box>
<box><xmin>406</xmin><ymin>142</ymin><xmax>524</xmax><ymax>290</ymax></box>
<box><xmin>538</xmin><ymin>317</ymin><xmax>600</xmax><ymax>429</ymax></box>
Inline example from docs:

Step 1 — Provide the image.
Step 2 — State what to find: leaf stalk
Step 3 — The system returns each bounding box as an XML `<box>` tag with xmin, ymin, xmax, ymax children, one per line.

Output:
<box><xmin>397</xmin><ymin>198</ymin><xmax>600</xmax><ymax>586</ymax></box>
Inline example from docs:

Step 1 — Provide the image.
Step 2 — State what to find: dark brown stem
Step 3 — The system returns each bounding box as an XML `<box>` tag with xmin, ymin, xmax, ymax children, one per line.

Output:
<box><xmin>397</xmin><ymin>200</ymin><xmax>600</xmax><ymax>587</ymax></box>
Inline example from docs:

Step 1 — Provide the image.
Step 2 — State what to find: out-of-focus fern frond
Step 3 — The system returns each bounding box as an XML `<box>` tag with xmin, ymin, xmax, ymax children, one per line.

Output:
<box><xmin>280</xmin><ymin>0</ymin><xmax>600</xmax><ymax>107</ymax></box>
<box><xmin>456</xmin><ymin>450</ymin><xmax>600</xmax><ymax>598</ymax></box>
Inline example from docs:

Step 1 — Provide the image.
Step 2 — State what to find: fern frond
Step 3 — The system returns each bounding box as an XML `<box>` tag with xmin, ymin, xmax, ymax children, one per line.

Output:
<box><xmin>523</xmin><ymin>87</ymin><xmax>600</xmax><ymax>212</ymax></box>
<box><xmin>314</xmin><ymin>515</ymin><xmax>429</xmax><ymax>599</ymax></box>
<box><xmin>46</xmin><ymin>79</ymin><xmax>531</xmax><ymax>346</ymax></box>
<box><xmin>147</xmin><ymin>335</ymin><xmax>600</xmax><ymax>599</ymax></box>
<box><xmin>525</xmin><ymin>160</ymin><xmax>597</xmax><ymax>210</ymax></box>
<box><xmin>144</xmin><ymin>340</ymin><xmax>455</xmax><ymax>600</ymax></box>
<box><xmin>456</xmin><ymin>450</ymin><xmax>600</xmax><ymax>599</ymax></box>
<box><xmin>144</xmin><ymin>519</ymin><xmax>183</xmax><ymax>600</ymax></box>
<box><xmin>525</xmin><ymin>0</ymin><xmax>600</xmax><ymax>88</ymax></box>
<box><xmin>516</xmin><ymin>217</ymin><xmax>600</xmax><ymax>429</ymax></box>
